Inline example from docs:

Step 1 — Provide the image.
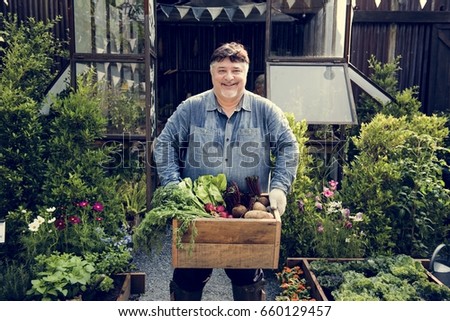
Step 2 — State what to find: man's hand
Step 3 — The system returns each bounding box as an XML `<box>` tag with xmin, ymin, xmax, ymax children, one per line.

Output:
<box><xmin>269</xmin><ymin>188</ymin><xmax>287</xmax><ymax>215</ymax></box>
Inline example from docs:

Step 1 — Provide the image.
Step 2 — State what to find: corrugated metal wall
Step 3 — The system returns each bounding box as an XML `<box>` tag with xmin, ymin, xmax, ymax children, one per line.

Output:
<box><xmin>0</xmin><ymin>0</ymin><xmax>70</xmax><ymax>42</ymax></box>
<box><xmin>351</xmin><ymin>0</ymin><xmax>450</xmax><ymax>112</ymax></box>
<box><xmin>1</xmin><ymin>0</ymin><xmax>449</xmax><ymax>113</ymax></box>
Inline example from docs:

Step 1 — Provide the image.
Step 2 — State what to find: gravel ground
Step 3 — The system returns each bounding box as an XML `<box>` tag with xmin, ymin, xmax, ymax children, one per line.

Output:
<box><xmin>133</xmin><ymin>228</ymin><xmax>281</xmax><ymax>301</ymax></box>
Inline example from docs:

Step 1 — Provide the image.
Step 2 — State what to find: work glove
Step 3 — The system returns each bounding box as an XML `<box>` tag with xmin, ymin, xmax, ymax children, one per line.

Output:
<box><xmin>269</xmin><ymin>188</ymin><xmax>287</xmax><ymax>216</ymax></box>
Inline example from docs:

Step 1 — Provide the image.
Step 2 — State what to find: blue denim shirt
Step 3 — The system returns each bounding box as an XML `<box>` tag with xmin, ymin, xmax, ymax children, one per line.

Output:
<box><xmin>153</xmin><ymin>89</ymin><xmax>299</xmax><ymax>194</ymax></box>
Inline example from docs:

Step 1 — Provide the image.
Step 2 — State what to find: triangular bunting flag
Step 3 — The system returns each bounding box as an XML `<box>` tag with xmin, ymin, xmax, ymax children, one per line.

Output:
<box><xmin>129</xmin><ymin>38</ymin><xmax>137</xmax><ymax>51</ymax></box>
<box><xmin>117</xmin><ymin>62</ymin><xmax>122</xmax><ymax>72</ymax></box>
<box><xmin>192</xmin><ymin>7</ymin><xmax>206</xmax><ymax>21</ymax></box>
<box><xmin>160</xmin><ymin>5</ymin><xmax>174</xmax><ymax>18</ymax></box>
<box><xmin>207</xmin><ymin>7</ymin><xmax>223</xmax><ymax>20</ymax></box>
<box><xmin>239</xmin><ymin>4</ymin><xmax>254</xmax><ymax>18</ymax></box>
<box><xmin>287</xmin><ymin>0</ymin><xmax>296</xmax><ymax>9</ymax></box>
<box><xmin>255</xmin><ymin>3</ymin><xmax>266</xmax><ymax>15</ymax></box>
<box><xmin>420</xmin><ymin>0</ymin><xmax>427</xmax><ymax>9</ymax></box>
<box><xmin>97</xmin><ymin>71</ymin><xmax>106</xmax><ymax>81</ymax></box>
<box><xmin>126</xmin><ymin>79</ymin><xmax>134</xmax><ymax>89</ymax></box>
<box><xmin>224</xmin><ymin>7</ymin><xmax>237</xmax><ymax>22</ymax></box>
<box><xmin>176</xmin><ymin>6</ymin><xmax>190</xmax><ymax>19</ymax></box>
<box><xmin>374</xmin><ymin>0</ymin><xmax>381</xmax><ymax>8</ymax></box>
<box><xmin>112</xmin><ymin>75</ymin><xmax>121</xmax><ymax>86</ymax></box>
<box><xmin>130</xmin><ymin>63</ymin><xmax>137</xmax><ymax>73</ymax></box>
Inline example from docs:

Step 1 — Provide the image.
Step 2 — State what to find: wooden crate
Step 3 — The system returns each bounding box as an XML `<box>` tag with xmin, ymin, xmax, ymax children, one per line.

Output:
<box><xmin>286</xmin><ymin>258</ymin><xmax>445</xmax><ymax>301</ymax></box>
<box><xmin>172</xmin><ymin>210</ymin><xmax>281</xmax><ymax>269</ymax></box>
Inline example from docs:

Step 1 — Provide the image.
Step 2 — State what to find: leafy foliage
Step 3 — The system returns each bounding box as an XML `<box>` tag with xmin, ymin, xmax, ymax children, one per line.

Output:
<box><xmin>0</xmin><ymin>14</ymin><xmax>66</xmax><ymax>217</ymax></box>
<box><xmin>342</xmin><ymin>114</ymin><xmax>450</xmax><ymax>257</ymax></box>
<box><xmin>309</xmin><ymin>255</ymin><xmax>450</xmax><ymax>301</ymax></box>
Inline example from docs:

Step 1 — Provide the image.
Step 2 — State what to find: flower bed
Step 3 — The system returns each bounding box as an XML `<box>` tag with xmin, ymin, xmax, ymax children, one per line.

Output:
<box><xmin>286</xmin><ymin>256</ymin><xmax>450</xmax><ymax>301</ymax></box>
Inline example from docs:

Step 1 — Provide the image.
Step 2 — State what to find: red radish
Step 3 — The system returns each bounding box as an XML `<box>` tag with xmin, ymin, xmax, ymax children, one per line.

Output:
<box><xmin>219</xmin><ymin>211</ymin><xmax>228</xmax><ymax>218</ymax></box>
<box><xmin>204</xmin><ymin>203</ymin><xmax>216</xmax><ymax>213</ymax></box>
<box><xmin>216</xmin><ymin>205</ymin><xmax>226</xmax><ymax>212</ymax></box>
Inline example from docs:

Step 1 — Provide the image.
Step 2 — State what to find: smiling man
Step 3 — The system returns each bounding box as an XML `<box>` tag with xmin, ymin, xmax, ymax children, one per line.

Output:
<box><xmin>153</xmin><ymin>42</ymin><xmax>299</xmax><ymax>301</ymax></box>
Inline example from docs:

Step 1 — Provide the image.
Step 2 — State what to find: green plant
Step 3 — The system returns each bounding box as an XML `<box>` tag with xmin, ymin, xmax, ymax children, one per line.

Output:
<box><xmin>309</xmin><ymin>255</ymin><xmax>450</xmax><ymax>301</ymax></box>
<box><xmin>279</xmin><ymin>114</ymin><xmax>315</xmax><ymax>263</ymax></box>
<box><xmin>118</xmin><ymin>174</ymin><xmax>147</xmax><ymax>225</ymax></box>
<box><xmin>99</xmin><ymin>88</ymin><xmax>146</xmax><ymax>134</ymax></box>
<box><xmin>342</xmin><ymin>114</ymin><xmax>450</xmax><ymax>257</ymax></box>
<box><xmin>0</xmin><ymin>259</ymin><xmax>33</xmax><ymax>300</ymax></box>
<box><xmin>298</xmin><ymin>180</ymin><xmax>366</xmax><ymax>258</ymax></box>
<box><xmin>40</xmin><ymin>70</ymin><xmax>126</xmax><ymax>236</ymax></box>
<box><xmin>26</xmin><ymin>252</ymin><xmax>114</xmax><ymax>301</ymax></box>
<box><xmin>0</xmin><ymin>14</ymin><xmax>66</xmax><ymax>217</ymax></box>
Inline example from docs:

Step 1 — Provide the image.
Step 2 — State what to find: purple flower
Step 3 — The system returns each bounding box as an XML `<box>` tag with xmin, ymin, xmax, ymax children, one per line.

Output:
<box><xmin>92</xmin><ymin>202</ymin><xmax>104</xmax><ymax>212</ymax></box>
<box><xmin>315</xmin><ymin>201</ymin><xmax>323</xmax><ymax>210</ymax></box>
<box><xmin>344</xmin><ymin>220</ymin><xmax>352</xmax><ymax>229</ymax></box>
<box><xmin>69</xmin><ymin>215</ymin><xmax>81</xmax><ymax>225</ymax></box>
<box><xmin>78</xmin><ymin>200</ymin><xmax>89</xmax><ymax>208</ymax></box>
<box><xmin>317</xmin><ymin>224</ymin><xmax>324</xmax><ymax>233</ymax></box>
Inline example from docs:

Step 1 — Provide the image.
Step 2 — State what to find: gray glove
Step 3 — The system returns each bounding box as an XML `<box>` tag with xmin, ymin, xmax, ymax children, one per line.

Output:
<box><xmin>269</xmin><ymin>188</ymin><xmax>287</xmax><ymax>215</ymax></box>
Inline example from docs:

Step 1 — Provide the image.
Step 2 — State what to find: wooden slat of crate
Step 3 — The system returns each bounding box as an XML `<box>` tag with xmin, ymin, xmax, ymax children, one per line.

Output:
<box><xmin>172</xmin><ymin>211</ymin><xmax>281</xmax><ymax>269</ymax></box>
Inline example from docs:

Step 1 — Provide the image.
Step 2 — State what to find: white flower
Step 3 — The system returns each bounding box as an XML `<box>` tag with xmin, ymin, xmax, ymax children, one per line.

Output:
<box><xmin>48</xmin><ymin>217</ymin><xmax>56</xmax><ymax>223</ymax></box>
<box><xmin>350</xmin><ymin>212</ymin><xmax>363</xmax><ymax>222</ymax></box>
<box><xmin>46</xmin><ymin>207</ymin><xmax>56</xmax><ymax>213</ymax></box>
<box><xmin>345</xmin><ymin>238</ymin><xmax>350</xmax><ymax>243</ymax></box>
<box><xmin>21</xmin><ymin>209</ymin><xmax>27</xmax><ymax>213</ymax></box>
<box><xmin>28</xmin><ymin>221</ymin><xmax>40</xmax><ymax>232</ymax></box>
<box><xmin>36</xmin><ymin>216</ymin><xmax>45</xmax><ymax>224</ymax></box>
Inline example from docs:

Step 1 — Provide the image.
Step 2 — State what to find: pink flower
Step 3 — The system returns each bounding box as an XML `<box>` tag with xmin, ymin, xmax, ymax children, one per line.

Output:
<box><xmin>95</xmin><ymin>217</ymin><xmax>103</xmax><ymax>222</ymax></box>
<box><xmin>328</xmin><ymin>180</ymin><xmax>339</xmax><ymax>191</ymax></box>
<box><xmin>315</xmin><ymin>201</ymin><xmax>323</xmax><ymax>210</ymax></box>
<box><xmin>322</xmin><ymin>187</ymin><xmax>334</xmax><ymax>198</ymax></box>
<box><xmin>92</xmin><ymin>202</ymin><xmax>104</xmax><ymax>212</ymax></box>
<box><xmin>78</xmin><ymin>201</ymin><xmax>89</xmax><ymax>208</ymax></box>
<box><xmin>317</xmin><ymin>224</ymin><xmax>324</xmax><ymax>233</ymax></box>
<box><xmin>344</xmin><ymin>220</ymin><xmax>352</xmax><ymax>229</ymax></box>
<box><xmin>69</xmin><ymin>215</ymin><xmax>81</xmax><ymax>224</ymax></box>
<box><xmin>54</xmin><ymin>218</ymin><xmax>66</xmax><ymax>230</ymax></box>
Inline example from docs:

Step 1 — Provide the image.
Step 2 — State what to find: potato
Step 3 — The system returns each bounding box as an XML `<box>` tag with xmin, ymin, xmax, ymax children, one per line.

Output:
<box><xmin>244</xmin><ymin>210</ymin><xmax>274</xmax><ymax>219</ymax></box>
<box><xmin>257</xmin><ymin>196</ymin><xmax>270</xmax><ymax>207</ymax></box>
<box><xmin>231</xmin><ymin>205</ymin><xmax>248</xmax><ymax>218</ymax></box>
<box><xmin>252</xmin><ymin>201</ymin><xmax>268</xmax><ymax>212</ymax></box>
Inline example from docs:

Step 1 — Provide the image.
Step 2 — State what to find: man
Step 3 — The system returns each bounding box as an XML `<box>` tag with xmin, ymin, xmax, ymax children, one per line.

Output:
<box><xmin>153</xmin><ymin>42</ymin><xmax>299</xmax><ymax>300</ymax></box>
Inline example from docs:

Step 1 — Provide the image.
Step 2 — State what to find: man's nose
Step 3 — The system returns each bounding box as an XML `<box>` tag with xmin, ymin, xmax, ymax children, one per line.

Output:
<box><xmin>224</xmin><ymin>71</ymin><xmax>234</xmax><ymax>80</ymax></box>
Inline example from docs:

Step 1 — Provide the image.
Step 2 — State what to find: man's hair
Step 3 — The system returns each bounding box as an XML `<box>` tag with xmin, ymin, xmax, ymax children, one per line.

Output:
<box><xmin>210</xmin><ymin>42</ymin><xmax>250</xmax><ymax>66</ymax></box>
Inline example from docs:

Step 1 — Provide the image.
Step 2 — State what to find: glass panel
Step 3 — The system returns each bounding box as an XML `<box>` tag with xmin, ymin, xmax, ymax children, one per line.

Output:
<box><xmin>270</xmin><ymin>0</ymin><xmax>347</xmax><ymax>58</ymax></box>
<box><xmin>74</xmin><ymin>0</ymin><xmax>146</xmax><ymax>54</ymax></box>
<box><xmin>76</xmin><ymin>62</ymin><xmax>147</xmax><ymax>135</ymax></box>
<box><xmin>267</xmin><ymin>63</ymin><xmax>357</xmax><ymax>124</ymax></box>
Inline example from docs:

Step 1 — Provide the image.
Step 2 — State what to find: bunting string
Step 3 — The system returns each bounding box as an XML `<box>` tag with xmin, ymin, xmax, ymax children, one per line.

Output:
<box><xmin>157</xmin><ymin>2</ymin><xmax>267</xmax><ymax>22</ymax></box>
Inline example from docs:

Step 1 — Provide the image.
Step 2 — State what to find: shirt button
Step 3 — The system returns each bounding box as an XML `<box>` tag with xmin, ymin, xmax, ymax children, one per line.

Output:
<box><xmin>226</xmin><ymin>138</ymin><xmax>230</xmax><ymax>142</ymax></box>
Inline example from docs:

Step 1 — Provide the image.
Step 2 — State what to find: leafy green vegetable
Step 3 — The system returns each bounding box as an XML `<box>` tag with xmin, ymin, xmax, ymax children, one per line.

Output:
<box><xmin>133</xmin><ymin>182</ymin><xmax>211</xmax><ymax>255</ymax></box>
<box><xmin>193</xmin><ymin>173</ymin><xmax>227</xmax><ymax>205</ymax></box>
<box><xmin>133</xmin><ymin>174</ymin><xmax>229</xmax><ymax>255</ymax></box>
<box><xmin>311</xmin><ymin>255</ymin><xmax>450</xmax><ymax>301</ymax></box>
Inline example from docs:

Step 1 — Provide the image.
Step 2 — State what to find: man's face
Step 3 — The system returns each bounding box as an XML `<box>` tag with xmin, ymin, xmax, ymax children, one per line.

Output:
<box><xmin>210</xmin><ymin>58</ymin><xmax>248</xmax><ymax>102</ymax></box>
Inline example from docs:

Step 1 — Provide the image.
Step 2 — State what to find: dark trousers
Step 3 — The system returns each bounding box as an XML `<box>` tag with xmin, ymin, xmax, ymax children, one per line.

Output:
<box><xmin>173</xmin><ymin>267</ymin><xmax>264</xmax><ymax>292</ymax></box>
